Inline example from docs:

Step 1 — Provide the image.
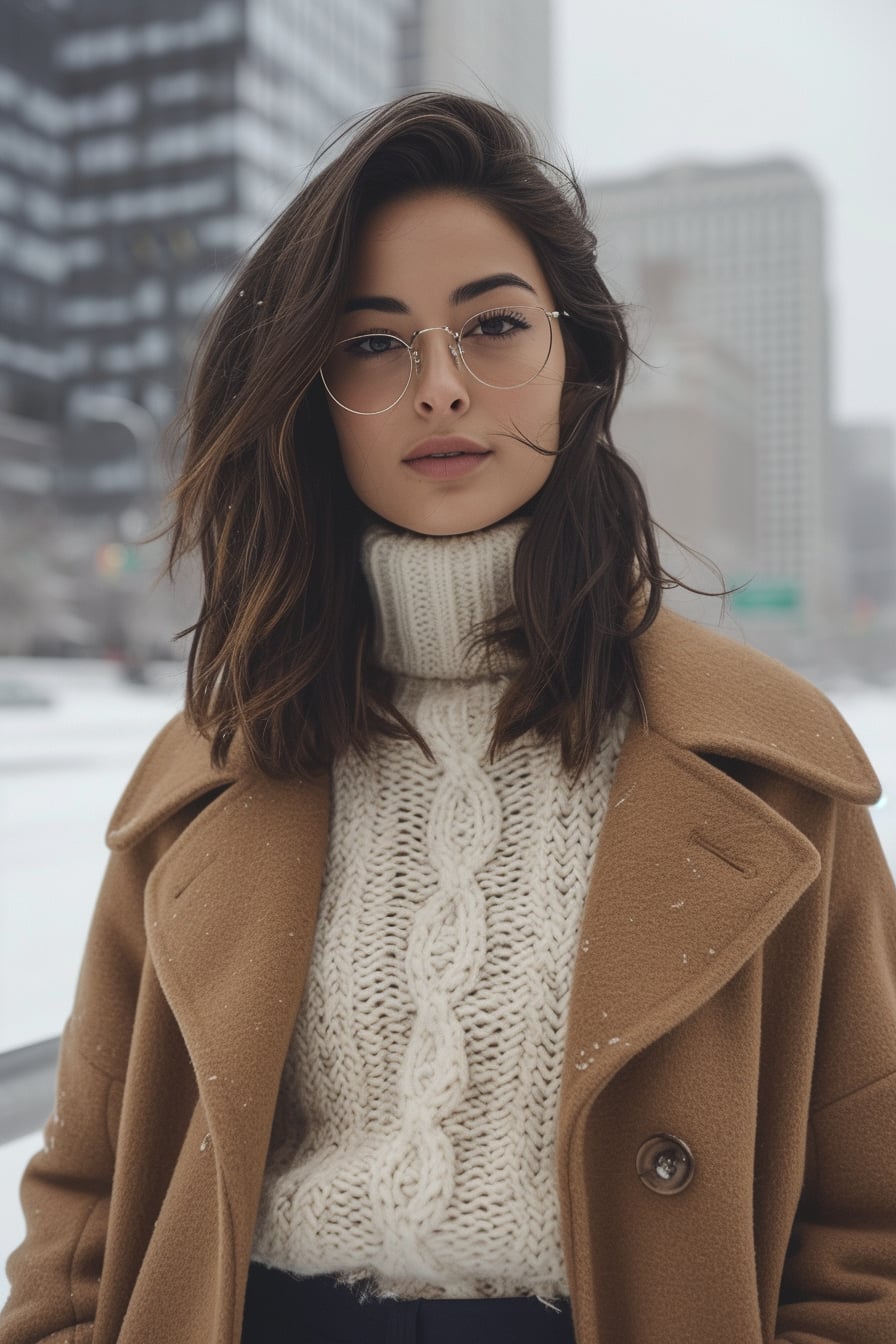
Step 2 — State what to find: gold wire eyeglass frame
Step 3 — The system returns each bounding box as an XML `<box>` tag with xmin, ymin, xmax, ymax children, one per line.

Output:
<box><xmin>319</xmin><ymin>307</ymin><xmax>569</xmax><ymax>416</ymax></box>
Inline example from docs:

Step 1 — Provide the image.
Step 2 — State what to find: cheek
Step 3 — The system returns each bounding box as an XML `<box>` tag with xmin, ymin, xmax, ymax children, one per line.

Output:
<box><xmin>513</xmin><ymin>371</ymin><xmax>564</xmax><ymax>444</ymax></box>
<box><xmin>332</xmin><ymin>415</ymin><xmax>378</xmax><ymax>479</ymax></box>
<box><xmin>330</xmin><ymin>406</ymin><xmax>355</xmax><ymax>461</ymax></box>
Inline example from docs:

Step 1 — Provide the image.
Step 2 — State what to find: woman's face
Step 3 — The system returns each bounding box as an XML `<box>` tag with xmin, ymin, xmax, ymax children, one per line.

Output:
<box><xmin>325</xmin><ymin>189</ymin><xmax>565</xmax><ymax>536</ymax></box>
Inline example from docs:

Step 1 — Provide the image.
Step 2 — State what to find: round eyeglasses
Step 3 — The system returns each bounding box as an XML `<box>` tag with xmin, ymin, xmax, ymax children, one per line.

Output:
<box><xmin>320</xmin><ymin>305</ymin><xmax>567</xmax><ymax>415</ymax></box>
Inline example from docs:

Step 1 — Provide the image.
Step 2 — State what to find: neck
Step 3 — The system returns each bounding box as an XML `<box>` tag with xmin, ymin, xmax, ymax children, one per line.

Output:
<box><xmin>359</xmin><ymin>518</ymin><xmax>529</xmax><ymax>682</ymax></box>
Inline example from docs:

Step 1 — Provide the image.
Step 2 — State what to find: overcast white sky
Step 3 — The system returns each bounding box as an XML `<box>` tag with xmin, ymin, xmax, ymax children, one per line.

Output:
<box><xmin>554</xmin><ymin>0</ymin><xmax>895</xmax><ymax>436</ymax></box>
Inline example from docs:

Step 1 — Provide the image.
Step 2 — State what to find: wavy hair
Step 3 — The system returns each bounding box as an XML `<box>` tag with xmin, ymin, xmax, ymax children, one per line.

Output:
<box><xmin>160</xmin><ymin>91</ymin><xmax>706</xmax><ymax>781</ymax></box>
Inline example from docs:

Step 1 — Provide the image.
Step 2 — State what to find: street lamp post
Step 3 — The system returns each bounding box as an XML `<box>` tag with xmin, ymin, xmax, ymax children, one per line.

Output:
<box><xmin>70</xmin><ymin>395</ymin><xmax>161</xmax><ymax>680</ymax></box>
<box><xmin>72</xmin><ymin>394</ymin><xmax>159</xmax><ymax>507</ymax></box>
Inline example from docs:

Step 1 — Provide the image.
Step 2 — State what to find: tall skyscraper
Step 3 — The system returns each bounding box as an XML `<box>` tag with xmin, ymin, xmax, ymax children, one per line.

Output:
<box><xmin>832</xmin><ymin>422</ymin><xmax>896</xmax><ymax>612</ymax></box>
<box><xmin>609</xmin><ymin>255</ymin><xmax>757</xmax><ymax>616</ymax></box>
<box><xmin>583</xmin><ymin>158</ymin><xmax>836</xmax><ymax>646</ymax></box>
<box><xmin>0</xmin><ymin>0</ymin><xmax>64</xmax><ymax>423</ymax></box>
<box><xmin>397</xmin><ymin>0</ymin><xmax>552</xmax><ymax>138</ymax></box>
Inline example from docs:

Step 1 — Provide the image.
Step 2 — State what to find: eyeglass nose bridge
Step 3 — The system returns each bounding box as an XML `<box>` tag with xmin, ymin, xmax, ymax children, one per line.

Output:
<box><xmin>409</xmin><ymin>324</ymin><xmax>464</xmax><ymax>377</ymax></box>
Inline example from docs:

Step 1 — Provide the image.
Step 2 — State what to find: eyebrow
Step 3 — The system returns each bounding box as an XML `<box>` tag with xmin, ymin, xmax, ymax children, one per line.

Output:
<box><xmin>343</xmin><ymin>271</ymin><xmax>538</xmax><ymax>314</ymax></box>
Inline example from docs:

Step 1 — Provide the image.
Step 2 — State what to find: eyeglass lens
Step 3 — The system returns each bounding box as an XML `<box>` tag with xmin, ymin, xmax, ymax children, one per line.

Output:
<box><xmin>321</xmin><ymin>305</ymin><xmax>554</xmax><ymax>414</ymax></box>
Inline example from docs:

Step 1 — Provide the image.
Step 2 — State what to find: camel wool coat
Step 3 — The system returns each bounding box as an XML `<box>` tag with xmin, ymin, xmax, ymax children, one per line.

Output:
<box><xmin>2</xmin><ymin>608</ymin><xmax>896</xmax><ymax>1344</ymax></box>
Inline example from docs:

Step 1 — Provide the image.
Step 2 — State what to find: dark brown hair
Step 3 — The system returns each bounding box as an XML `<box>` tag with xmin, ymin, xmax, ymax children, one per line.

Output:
<box><xmin>161</xmin><ymin>91</ymin><xmax>691</xmax><ymax>781</ymax></box>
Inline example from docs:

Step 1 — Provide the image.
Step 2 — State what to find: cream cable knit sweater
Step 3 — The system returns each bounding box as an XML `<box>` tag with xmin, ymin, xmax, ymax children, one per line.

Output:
<box><xmin>250</xmin><ymin>516</ymin><xmax>628</xmax><ymax>1302</ymax></box>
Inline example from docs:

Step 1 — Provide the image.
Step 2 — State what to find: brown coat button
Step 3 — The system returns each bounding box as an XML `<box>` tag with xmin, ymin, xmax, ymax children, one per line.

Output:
<box><xmin>636</xmin><ymin>1134</ymin><xmax>695</xmax><ymax>1194</ymax></box>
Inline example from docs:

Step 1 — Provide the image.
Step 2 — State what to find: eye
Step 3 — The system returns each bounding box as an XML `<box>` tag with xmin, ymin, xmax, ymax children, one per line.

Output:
<box><xmin>342</xmin><ymin>330</ymin><xmax>407</xmax><ymax>358</ymax></box>
<box><xmin>465</xmin><ymin>308</ymin><xmax>532</xmax><ymax>339</ymax></box>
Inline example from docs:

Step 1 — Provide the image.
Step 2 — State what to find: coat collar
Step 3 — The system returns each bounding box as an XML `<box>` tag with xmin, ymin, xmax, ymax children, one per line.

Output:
<box><xmin>633</xmin><ymin>607</ymin><xmax>880</xmax><ymax>803</ymax></box>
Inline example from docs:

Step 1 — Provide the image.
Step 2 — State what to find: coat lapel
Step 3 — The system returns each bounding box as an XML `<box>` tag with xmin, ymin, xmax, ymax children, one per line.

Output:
<box><xmin>555</xmin><ymin>716</ymin><xmax>821</xmax><ymax>1150</ymax></box>
<box><xmin>552</xmin><ymin>605</ymin><xmax>879</xmax><ymax>1138</ymax></box>
<box><xmin>142</xmin><ymin>767</ymin><xmax>330</xmax><ymax>1269</ymax></box>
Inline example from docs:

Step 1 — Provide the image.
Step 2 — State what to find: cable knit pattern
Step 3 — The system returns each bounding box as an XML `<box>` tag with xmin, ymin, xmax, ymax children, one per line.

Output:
<box><xmin>250</xmin><ymin>517</ymin><xmax>629</xmax><ymax>1302</ymax></box>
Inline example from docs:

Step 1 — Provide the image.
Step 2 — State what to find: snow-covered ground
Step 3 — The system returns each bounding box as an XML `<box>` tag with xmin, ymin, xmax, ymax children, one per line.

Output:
<box><xmin>0</xmin><ymin>658</ymin><xmax>186</xmax><ymax>1055</ymax></box>
<box><xmin>1</xmin><ymin>656</ymin><xmax>894</xmax><ymax>1295</ymax></box>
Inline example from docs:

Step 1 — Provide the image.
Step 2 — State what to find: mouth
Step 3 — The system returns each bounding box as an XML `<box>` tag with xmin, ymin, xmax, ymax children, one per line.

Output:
<box><xmin>402</xmin><ymin>436</ymin><xmax>491</xmax><ymax>463</ymax></box>
<box><xmin>402</xmin><ymin>437</ymin><xmax>493</xmax><ymax>480</ymax></box>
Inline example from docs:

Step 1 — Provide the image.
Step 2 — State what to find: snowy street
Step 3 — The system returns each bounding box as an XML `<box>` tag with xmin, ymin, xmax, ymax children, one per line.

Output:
<box><xmin>1</xmin><ymin>654</ymin><xmax>895</xmax><ymax>1289</ymax></box>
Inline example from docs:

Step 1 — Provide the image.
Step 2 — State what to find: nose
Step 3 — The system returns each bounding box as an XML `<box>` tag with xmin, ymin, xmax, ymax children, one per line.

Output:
<box><xmin>411</xmin><ymin>328</ymin><xmax>471</xmax><ymax>418</ymax></box>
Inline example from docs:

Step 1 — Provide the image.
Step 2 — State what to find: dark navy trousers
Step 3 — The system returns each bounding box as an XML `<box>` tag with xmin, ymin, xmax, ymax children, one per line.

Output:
<box><xmin>241</xmin><ymin>1260</ymin><xmax>578</xmax><ymax>1343</ymax></box>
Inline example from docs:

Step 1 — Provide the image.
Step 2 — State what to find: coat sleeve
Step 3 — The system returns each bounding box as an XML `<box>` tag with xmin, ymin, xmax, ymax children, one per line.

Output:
<box><xmin>0</xmin><ymin>827</ymin><xmax>159</xmax><ymax>1344</ymax></box>
<box><xmin>776</xmin><ymin>800</ymin><xmax>896</xmax><ymax>1343</ymax></box>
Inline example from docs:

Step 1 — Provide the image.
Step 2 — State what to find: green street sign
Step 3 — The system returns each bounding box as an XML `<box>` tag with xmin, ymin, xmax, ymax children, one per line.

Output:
<box><xmin>732</xmin><ymin>582</ymin><xmax>801</xmax><ymax>613</ymax></box>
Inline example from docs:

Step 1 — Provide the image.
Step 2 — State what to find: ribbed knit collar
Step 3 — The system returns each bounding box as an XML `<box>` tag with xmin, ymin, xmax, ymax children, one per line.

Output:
<box><xmin>359</xmin><ymin>516</ymin><xmax>528</xmax><ymax>681</ymax></box>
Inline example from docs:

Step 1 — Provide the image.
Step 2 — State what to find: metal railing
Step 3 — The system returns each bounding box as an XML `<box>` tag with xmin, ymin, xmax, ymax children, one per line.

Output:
<box><xmin>0</xmin><ymin>1037</ymin><xmax>60</xmax><ymax>1144</ymax></box>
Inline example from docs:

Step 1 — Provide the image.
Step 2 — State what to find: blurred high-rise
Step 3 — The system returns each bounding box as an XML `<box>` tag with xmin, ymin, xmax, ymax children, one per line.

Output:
<box><xmin>604</xmin><ymin>254</ymin><xmax>757</xmax><ymax>603</ymax></box>
<box><xmin>584</xmin><ymin>158</ymin><xmax>837</xmax><ymax>658</ymax></box>
<box><xmin>397</xmin><ymin>0</ymin><xmax>552</xmax><ymax>137</ymax></box>
<box><xmin>0</xmin><ymin>2</ymin><xmax>65</xmax><ymax>653</ymax></box>
<box><xmin>832</xmin><ymin>422</ymin><xmax>896</xmax><ymax>631</ymax></box>
<box><xmin>0</xmin><ymin>0</ymin><xmax>63</xmax><ymax>425</ymax></box>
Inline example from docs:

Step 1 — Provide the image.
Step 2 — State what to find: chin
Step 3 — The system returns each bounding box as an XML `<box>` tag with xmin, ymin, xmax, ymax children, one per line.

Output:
<box><xmin>363</xmin><ymin>491</ymin><xmax>539</xmax><ymax>538</ymax></box>
<box><xmin>405</xmin><ymin>511</ymin><xmax>517</xmax><ymax>538</ymax></box>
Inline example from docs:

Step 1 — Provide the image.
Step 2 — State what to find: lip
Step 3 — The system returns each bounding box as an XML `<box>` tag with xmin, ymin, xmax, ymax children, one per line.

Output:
<box><xmin>404</xmin><ymin>453</ymin><xmax>492</xmax><ymax>480</ymax></box>
<box><xmin>402</xmin><ymin>435</ymin><xmax>491</xmax><ymax>462</ymax></box>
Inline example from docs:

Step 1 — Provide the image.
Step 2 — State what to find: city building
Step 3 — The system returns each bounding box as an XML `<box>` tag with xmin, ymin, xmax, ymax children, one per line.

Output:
<box><xmin>397</xmin><ymin>0</ymin><xmax>553</xmax><ymax>139</ymax></box>
<box><xmin>610</xmin><ymin>256</ymin><xmax>756</xmax><ymax>627</ymax></box>
<box><xmin>583</xmin><ymin>157</ymin><xmax>837</xmax><ymax>653</ymax></box>
<box><xmin>832</xmin><ymin>421</ymin><xmax>896</xmax><ymax>614</ymax></box>
<box><xmin>0</xmin><ymin>0</ymin><xmax>64</xmax><ymax>423</ymax></box>
<box><xmin>0</xmin><ymin>410</ymin><xmax>59</xmax><ymax>654</ymax></box>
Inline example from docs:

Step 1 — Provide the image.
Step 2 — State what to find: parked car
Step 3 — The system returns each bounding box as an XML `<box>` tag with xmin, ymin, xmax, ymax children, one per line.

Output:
<box><xmin>0</xmin><ymin>678</ymin><xmax>55</xmax><ymax>708</ymax></box>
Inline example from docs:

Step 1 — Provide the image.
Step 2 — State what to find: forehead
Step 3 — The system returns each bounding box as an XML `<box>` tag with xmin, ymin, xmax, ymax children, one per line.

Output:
<box><xmin>349</xmin><ymin>189</ymin><xmax>549</xmax><ymax>297</ymax></box>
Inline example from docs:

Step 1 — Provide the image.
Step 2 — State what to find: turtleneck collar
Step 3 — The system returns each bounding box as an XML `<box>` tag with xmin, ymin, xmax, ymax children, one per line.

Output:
<box><xmin>359</xmin><ymin>516</ymin><xmax>529</xmax><ymax>681</ymax></box>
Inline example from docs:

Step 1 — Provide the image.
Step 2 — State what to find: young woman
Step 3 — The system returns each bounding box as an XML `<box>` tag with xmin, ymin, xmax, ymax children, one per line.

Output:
<box><xmin>2</xmin><ymin>92</ymin><xmax>895</xmax><ymax>1344</ymax></box>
